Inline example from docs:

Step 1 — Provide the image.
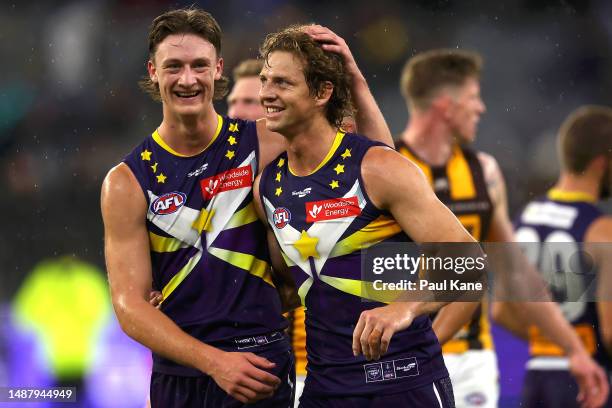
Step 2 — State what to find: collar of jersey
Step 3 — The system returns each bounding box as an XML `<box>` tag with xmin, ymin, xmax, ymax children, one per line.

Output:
<box><xmin>547</xmin><ymin>188</ymin><xmax>597</xmax><ymax>203</ymax></box>
<box><xmin>152</xmin><ymin>114</ymin><xmax>223</xmax><ymax>158</ymax></box>
<box><xmin>288</xmin><ymin>130</ymin><xmax>345</xmax><ymax>177</ymax></box>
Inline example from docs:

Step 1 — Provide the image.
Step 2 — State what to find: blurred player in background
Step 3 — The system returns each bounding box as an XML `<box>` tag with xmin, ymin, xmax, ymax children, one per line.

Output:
<box><xmin>509</xmin><ymin>106</ymin><xmax>612</xmax><ymax>407</ymax></box>
<box><xmin>227</xmin><ymin>59</ymin><xmax>265</xmax><ymax>121</ymax></box>
<box><xmin>102</xmin><ymin>7</ymin><xmax>393</xmax><ymax>407</ymax></box>
<box><xmin>397</xmin><ymin>49</ymin><xmax>609</xmax><ymax>408</ymax></box>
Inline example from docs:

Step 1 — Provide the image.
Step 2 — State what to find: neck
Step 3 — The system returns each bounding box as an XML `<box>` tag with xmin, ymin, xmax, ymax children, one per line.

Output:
<box><xmin>401</xmin><ymin>110</ymin><xmax>454</xmax><ymax>166</ymax></box>
<box><xmin>554</xmin><ymin>172</ymin><xmax>600</xmax><ymax>200</ymax></box>
<box><xmin>285</xmin><ymin>117</ymin><xmax>338</xmax><ymax>176</ymax></box>
<box><xmin>157</xmin><ymin>104</ymin><xmax>219</xmax><ymax>155</ymax></box>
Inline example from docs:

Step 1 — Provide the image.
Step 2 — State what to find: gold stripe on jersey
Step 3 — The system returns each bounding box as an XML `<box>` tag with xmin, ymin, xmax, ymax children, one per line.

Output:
<box><xmin>207</xmin><ymin>247</ymin><xmax>274</xmax><ymax>287</ymax></box>
<box><xmin>225</xmin><ymin>202</ymin><xmax>258</xmax><ymax>230</ymax></box>
<box><xmin>288</xmin><ymin>131</ymin><xmax>346</xmax><ymax>176</ymax></box>
<box><xmin>447</xmin><ymin>146</ymin><xmax>477</xmax><ymax>200</ymax></box>
<box><xmin>529</xmin><ymin>324</ymin><xmax>597</xmax><ymax>356</ymax></box>
<box><xmin>547</xmin><ymin>188</ymin><xmax>597</xmax><ymax>203</ymax></box>
<box><xmin>398</xmin><ymin>146</ymin><xmax>433</xmax><ymax>184</ymax></box>
<box><xmin>291</xmin><ymin>306</ymin><xmax>308</xmax><ymax>375</ymax></box>
<box><xmin>442</xmin><ymin>302</ymin><xmax>494</xmax><ymax>353</ymax></box>
<box><xmin>318</xmin><ymin>275</ymin><xmax>401</xmax><ymax>304</ymax></box>
<box><xmin>161</xmin><ymin>251</ymin><xmax>203</xmax><ymax>303</ymax></box>
<box><xmin>329</xmin><ymin>216</ymin><xmax>402</xmax><ymax>258</ymax></box>
<box><xmin>149</xmin><ymin>232</ymin><xmax>188</xmax><ymax>253</ymax></box>
<box><xmin>152</xmin><ymin>115</ymin><xmax>224</xmax><ymax>157</ymax></box>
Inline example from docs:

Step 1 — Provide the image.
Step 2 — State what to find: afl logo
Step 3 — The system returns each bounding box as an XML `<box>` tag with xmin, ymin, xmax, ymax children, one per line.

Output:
<box><xmin>151</xmin><ymin>192</ymin><xmax>186</xmax><ymax>215</ymax></box>
<box><xmin>273</xmin><ymin>207</ymin><xmax>291</xmax><ymax>229</ymax></box>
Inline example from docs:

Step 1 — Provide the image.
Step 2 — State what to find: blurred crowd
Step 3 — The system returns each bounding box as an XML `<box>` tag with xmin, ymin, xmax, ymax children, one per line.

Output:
<box><xmin>1</xmin><ymin>1</ymin><xmax>612</xmax><ymax>405</ymax></box>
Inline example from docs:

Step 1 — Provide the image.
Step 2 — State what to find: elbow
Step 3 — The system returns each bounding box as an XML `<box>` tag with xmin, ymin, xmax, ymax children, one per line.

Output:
<box><xmin>111</xmin><ymin>293</ymin><xmax>142</xmax><ymax>337</ymax></box>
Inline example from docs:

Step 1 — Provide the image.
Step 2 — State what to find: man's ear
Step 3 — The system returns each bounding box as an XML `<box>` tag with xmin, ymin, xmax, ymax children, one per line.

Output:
<box><xmin>315</xmin><ymin>81</ymin><xmax>334</xmax><ymax>107</ymax></box>
<box><xmin>214</xmin><ymin>57</ymin><xmax>224</xmax><ymax>80</ymax></box>
<box><xmin>431</xmin><ymin>94</ymin><xmax>452</xmax><ymax>120</ymax></box>
<box><xmin>147</xmin><ymin>60</ymin><xmax>157</xmax><ymax>84</ymax></box>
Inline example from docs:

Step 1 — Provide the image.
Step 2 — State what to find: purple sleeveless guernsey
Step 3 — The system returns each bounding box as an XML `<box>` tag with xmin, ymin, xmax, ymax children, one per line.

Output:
<box><xmin>124</xmin><ymin>116</ymin><xmax>287</xmax><ymax>376</ymax></box>
<box><xmin>514</xmin><ymin>190</ymin><xmax>610</xmax><ymax>374</ymax></box>
<box><xmin>259</xmin><ymin>131</ymin><xmax>448</xmax><ymax>396</ymax></box>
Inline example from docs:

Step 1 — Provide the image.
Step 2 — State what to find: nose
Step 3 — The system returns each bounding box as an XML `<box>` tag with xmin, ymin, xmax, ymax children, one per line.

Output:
<box><xmin>478</xmin><ymin>97</ymin><xmax>486</xmax><ymax>114</ymax></box>
<box><xmin>178</xmin><ymin>66</ymin><xmax>197</xmax><ymax>88</ymax></box>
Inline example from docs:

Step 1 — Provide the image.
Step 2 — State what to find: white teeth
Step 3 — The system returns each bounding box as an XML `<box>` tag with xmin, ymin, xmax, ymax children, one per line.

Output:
<box><xmin>267</xmin><ymin>107</ymin><xmax>282</xmax><ymax>113</ymax></box>
<box><xmin>177</xmin><ymin>91</ymin><xmax>199</xmax><ymax>97</ymax></box>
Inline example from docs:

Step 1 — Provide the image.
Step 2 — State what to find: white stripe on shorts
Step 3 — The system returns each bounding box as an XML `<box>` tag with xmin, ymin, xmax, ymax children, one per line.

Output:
<box><xmin>433</xmin><ymin>381</ymin><xmax>443</xmax><ymax>407</ymax></box>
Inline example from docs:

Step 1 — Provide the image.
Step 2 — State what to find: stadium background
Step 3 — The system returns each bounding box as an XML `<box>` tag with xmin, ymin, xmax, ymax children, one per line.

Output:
<box><xmin>1</xmin><ymin>0</ymin><xmax>611</xmax><ymax>406</ymax></box>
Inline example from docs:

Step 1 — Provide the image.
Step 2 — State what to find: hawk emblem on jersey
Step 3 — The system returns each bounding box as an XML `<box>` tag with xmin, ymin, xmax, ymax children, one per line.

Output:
<box><xmin>273</xmin><ymin>207</ymin><xmax>291</xmax><ymax>229</ymax></box>
<box><xmin>150</xmin><ymin>192</ymin><xmax>186</xmax><ymax>215</ymax></box>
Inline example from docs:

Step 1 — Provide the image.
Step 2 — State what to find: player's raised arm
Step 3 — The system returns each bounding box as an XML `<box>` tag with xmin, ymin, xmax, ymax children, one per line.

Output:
<box><xmin>302</xmin><ymin>25</ymin><xmax>393</xmax><ymax>146</ymax></box>
<box><xmin>102</xmin><ymin>164</ymin><xmax>280</xmax><ymax>404</ymax></box>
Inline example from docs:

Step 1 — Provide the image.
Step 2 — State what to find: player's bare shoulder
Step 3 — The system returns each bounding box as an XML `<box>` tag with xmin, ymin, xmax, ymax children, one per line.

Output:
<box><xmin>101</xmin><ymin>163</ymin><xmax>147</xmax><ymax>222</ymax></box>
<box><xmin>585</xmin><ymin>215</ymin><xmax>612</xmax><ymax>242</ymax></box>
<box><xmin>361</xmin><ymin>145</ymin><xmax>430</xmax><ymax>209</ymax></box>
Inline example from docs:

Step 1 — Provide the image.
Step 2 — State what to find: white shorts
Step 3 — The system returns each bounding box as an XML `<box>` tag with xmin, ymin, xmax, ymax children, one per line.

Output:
<box><xmin>443</xmin><ymin>350</ymin><xmax>499</xmax><ymax>408</ymax></box>
<box><xmin>294</xmin><ymin>374</ymin><xmax>305</xmax><ymax>408</ymax></box>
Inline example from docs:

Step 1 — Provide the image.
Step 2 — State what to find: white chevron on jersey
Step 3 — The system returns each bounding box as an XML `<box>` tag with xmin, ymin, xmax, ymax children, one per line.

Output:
<box><xmin>264</xmin><ymin>179</ymin><xmax>367</xmax><ymax>277</ymax></box>
<box><xmin>205</xmin><ymin>150</ymin><xmax>257</xmax><ymax>249</ymax></box>
<box><xmin>263</xmin><ymin>196</ymin><xmax>312</xmax><ymax>279</ymax></box>
<box><xmin>147</xmin><ymin>191</ymin><xmax>204</xmax><ymax>248</ymax></box>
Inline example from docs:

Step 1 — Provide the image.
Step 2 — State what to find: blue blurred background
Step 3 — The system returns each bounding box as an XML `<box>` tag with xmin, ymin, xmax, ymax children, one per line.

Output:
<box><xmin>2</xmin><ymin>0</ymin><xmax>612</xmax><ymax>406</ymax></box>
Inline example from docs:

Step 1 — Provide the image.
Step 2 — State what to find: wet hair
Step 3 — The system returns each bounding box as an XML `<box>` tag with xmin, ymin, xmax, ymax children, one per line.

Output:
<box><xmin>139</xmin><ymin>6</ymin><xmax>229</xmax><ymax>101</ymax></box>
<box><xmin>260</xmin><ymin>25</ymin><xmax>353</xmax><ymax>128</ymax></box>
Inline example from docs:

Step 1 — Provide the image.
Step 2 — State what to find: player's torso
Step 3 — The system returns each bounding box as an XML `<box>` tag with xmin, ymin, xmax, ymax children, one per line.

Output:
<box><xmin>514</xmin><ymin>190</ymin><xmax>608</xmax><ymax>371</ymax></box>
<box><xmin>124</xmin><ymin>116</ymin><xmax>286</xmax><ymax>374</ymax></box>
<box><xmin>261</xmin><ymin>132</ymin><xmax>447</xmax><ymax>396</ymax></box>
<box><xmin>397</xmin><ymin>141</ymin><xmax>494</xmax><ymax>353</ymax></box>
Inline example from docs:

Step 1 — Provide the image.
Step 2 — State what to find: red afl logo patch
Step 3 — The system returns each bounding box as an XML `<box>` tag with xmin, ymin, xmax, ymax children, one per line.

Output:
<box><xmin>273</xmin><ymin>207</ymin><xmax>291</xmax><ymax>229</ymax></box>
<box><xmin>151</xmin><ymin>192</ymin><xmax>186</xmax><ymax>215</ymax></box>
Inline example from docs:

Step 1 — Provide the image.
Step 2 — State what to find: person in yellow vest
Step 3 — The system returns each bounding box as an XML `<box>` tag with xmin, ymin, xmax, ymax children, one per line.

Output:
<box><xmin>396</xmin><ymin>49</ymin><xmax>608</xmax><ymax>408</ymax></box>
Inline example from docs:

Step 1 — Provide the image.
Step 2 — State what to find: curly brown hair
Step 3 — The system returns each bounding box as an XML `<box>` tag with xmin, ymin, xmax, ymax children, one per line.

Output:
<box><xmin>259</xmin><ymin>25</ymin><xmax>354</xmax><ymax>128</ymax></box>
<box><xmin>138</xmin><ymin>7</ymin><xmax>229</xmax><ymax>102</ymax></box>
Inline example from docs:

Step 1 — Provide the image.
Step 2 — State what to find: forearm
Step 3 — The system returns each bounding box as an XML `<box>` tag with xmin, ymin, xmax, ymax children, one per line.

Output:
<box><xmin>433</xmin><ymin>302</ymin><xmax>479</xmax><ymax>345</ymax></box>
<box><xmin>114</xmin><ymin>296</ymin><xmax>220</xmax><ymax>374</ymax></box>
<box><xmin>350</xmin><ymin>75</ymin><xmax>393</xmax><ymax>146</ymax></box>
<box><xmin>522</xmin><ymin>301</ymin><xmax>586</xmax><ymax>355</ymax></box>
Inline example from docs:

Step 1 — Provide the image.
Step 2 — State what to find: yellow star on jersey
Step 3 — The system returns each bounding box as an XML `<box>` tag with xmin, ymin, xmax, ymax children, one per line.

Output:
<box><xmin>275</xmin><ymin>172</ymin><xmax>281</xmax><ymax>182</ymax></box>
<box><xmin>329</xmin><ymin>180</ymin><xmax>339</xmax><ymax>189</ymax></box>
<box><xmin>192</xmin><ymin>208</ymin><xmax>216</xmax><ymax>234</ymax></box>
<box><xmin>156</xmin><ymin>173</ymin><xmax>167</xmax><ymax>183</ymax></box>
<box><xmin>275</xmin><ymin>186</ymin><xmax>283</xmax><ymax>196</ymax></box>
<box><xmin>333</xmin><ymin>164</ymin><xmax>345</xmax><ymax>175</ymax></box>
<box><xmin>292</xmin><ymin>230</ymin><xmax>320</xmax><ymax>261</ymax></box>
<box><xmin>227</xmin><ymin>135</ymin><xmax>237</xmax><ymax>146</ymax></box>
<box><xmin>225</xmin><ymin>150</ymin><xmax>235</xmax><ymax>159</ymax></box>
<box><xmin>150</xmin><ymin>162</ymin><xmax>158</xmax><ymax>173</ymax></box>
<box><xmin>229</xmin><ymin>123</ymin><xmax>239</xmax><ymax>132</ymax></box>
<box><xmin>277</xmin><ymin>158</ymin><xmax>285</xmax><ymax>167</ymax></box>
<box><xmin>141</xmin><ymin>149</ymin><xmax>152</xmax><ymax>161</ymax></box>
<box><xmin>341</xmin><ymin>148</ymin><xmax>351</xmax><ymax>160</ymax></box>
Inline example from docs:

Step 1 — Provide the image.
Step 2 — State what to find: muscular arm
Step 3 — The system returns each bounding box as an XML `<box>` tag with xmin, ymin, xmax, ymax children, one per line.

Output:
<box><xmin>253</xmin><ymin>173</ymin><xmax>300</xmax><ymax>312</ymax></box>
<box><xmin>432</xmin><ymin>302</ymin><xmax>481</xmax><ymax>345</ymax></box>
<box><xmin>585</xmin><ymin>217</ymin><xmax>612</xmax><ymax>356</ymax></box>
<box><xmin>102</xmin><ymin>164</ymin><xmax>221</xmax><ymax>373</ymax></box>
<box><xmin>352</xmin><ymin>147</ymin><xmax>484</xmax><ymax>359</ymax></box>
